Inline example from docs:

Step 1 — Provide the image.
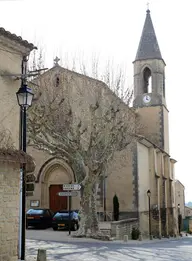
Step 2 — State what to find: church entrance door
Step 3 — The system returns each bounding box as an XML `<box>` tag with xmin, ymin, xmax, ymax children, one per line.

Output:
<box><xmin>49</xmin><ymin>185</ymin><xmax>67</xmax><ymax>212</ymax></box>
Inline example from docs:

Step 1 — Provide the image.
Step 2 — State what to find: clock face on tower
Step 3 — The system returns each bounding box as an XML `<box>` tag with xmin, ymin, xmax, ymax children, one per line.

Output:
<box><xmin>143</xmin><ymin>94</ymin><xmax>151</xmax><ymax>104</ymax></box>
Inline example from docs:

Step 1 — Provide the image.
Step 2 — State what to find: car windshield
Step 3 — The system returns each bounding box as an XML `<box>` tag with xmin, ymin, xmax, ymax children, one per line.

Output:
<box><xmin>27</xmin><ymin>209</ymin><xmax>44</xmax><ymax>215</ymax></box>
<box><xmin>54</xmin><ymin>211</ymin><xmax>77</xmax><ymax>217</ymax></box>
<box><xmin>54</xmin><ymin>212</ymin><xmax>69</xmax><ymax>217</ymax></box>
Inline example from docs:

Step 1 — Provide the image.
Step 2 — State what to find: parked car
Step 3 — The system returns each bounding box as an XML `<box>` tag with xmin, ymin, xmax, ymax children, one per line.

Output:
<box><xmin>26</xmin><ymin>208</ymin><xmax>54</xmax><ymax>229</ymax></box>
<box><xmin>52</xmin><ymin>210</ymin><xmax>80</xmax><ymax>231</ymax></box>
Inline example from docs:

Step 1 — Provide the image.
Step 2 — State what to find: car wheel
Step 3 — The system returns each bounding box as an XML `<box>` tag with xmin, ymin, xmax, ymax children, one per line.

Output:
<box><xmin>53</xmin><ymin>227</ymin><xmax>58</xmax><ymax>231</ymax></box>
<box><xmin>73</xmin><ymin>223</ymin><xmax>78</xmax><ymax>231</ymax></box>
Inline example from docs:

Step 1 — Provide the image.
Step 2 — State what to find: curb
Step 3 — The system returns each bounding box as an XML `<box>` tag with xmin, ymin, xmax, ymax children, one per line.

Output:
<box><xmin>26</xmin><ymin>235</ymin><xmax>189</xmax><ymax>246</ymax></box>
<box><xmin>113</xmin><ymin>235</ymin><xmax>190</xmax><ymax>245</ymax></box>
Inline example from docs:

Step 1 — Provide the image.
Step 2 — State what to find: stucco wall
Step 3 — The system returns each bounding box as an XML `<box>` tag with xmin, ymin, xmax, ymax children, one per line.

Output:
<box><xmin>0</xmin><ymin>40</ymin><xmax>31</xmax><ymax>149</ymax></box>
<box><xmin>0</xmin><ymin>44</ymin><xmax>22</xmax><ymax>148</ymax></box>
<box><xmin>163</xmin><ymin>107</ymin><xmax>169</xmax><ymax>154</ymax></box>
<box><xmin>137</xmin><ymin>142</ymin><xmax>149</xmax><ymax>212</ymax></box>
<box><xmin>106</xmin><ymin>147</ymin><xmax>134</xmax><ymax>213</ymax></box>
<box><xmin>136</xmin><ymin>106</ymin><xmax>162</xmax><ymax>148</ymax></box>
<box><xmin>137</xmin><ymin>142</ymin><xmax>150</xmax><ymax>235</ymax></box>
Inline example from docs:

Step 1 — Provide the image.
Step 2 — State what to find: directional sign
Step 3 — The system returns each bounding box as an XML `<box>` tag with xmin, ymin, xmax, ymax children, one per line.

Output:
<box><xmin>58</xmin><ymin>191</ymin><xmax>78</xmax><ymax>197</ymax></box>
<box><xmin>63</xmin><ymin>184</ymin><xmax>81</xmax><ymax>191</ymax></box>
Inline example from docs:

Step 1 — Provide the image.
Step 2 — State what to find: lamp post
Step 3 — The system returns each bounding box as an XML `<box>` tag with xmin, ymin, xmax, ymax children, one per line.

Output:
<box><xmin>16</xmin><ymin>83</ymin><xmax>34</xmax><ymax>261</ymax></box>
<box><xmin>178</xmin><ymin>204</ymin><xmax>181</xmax><ymax>235</ymax></box>
<box><xmin>147</xmin><ymin>189</ymin><xmax>152</xmax><ymax>240</ymax></box>
<box><xmin>103</xmin><ymin>175</ymin><xmax>107</xmax><ymax>221</ymax></box>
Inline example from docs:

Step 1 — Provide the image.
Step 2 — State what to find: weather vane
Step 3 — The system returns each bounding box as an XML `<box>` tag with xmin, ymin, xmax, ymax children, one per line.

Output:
<box><xmin>147</xmin><ymin>2</ymin><xmax>149</xmax><ymax>10</ymax></box>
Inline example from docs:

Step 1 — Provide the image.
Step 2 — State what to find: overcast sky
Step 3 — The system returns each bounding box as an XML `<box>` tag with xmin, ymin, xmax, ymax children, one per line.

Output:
<box><xmin>1</xmin><ymin>0</ymin><xmax>191</xmax><ymax>201</ymax></box>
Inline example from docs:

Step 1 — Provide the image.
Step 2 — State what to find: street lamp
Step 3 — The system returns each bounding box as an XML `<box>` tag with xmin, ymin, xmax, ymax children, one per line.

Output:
<box><xmin>177</xmin><ymin>204</ymin><xmax>181</xmax><ymax>235</ymax></box>
<box><xmin>16</xmin><ymin>84</ymin><xmax>34</xmax><ymax>108</ymax></box>
<box><xmin>147</xmin><ymin>189</ymin><xmax>152</xmax><ymax>240</ymax></box>
<box><xmin>16</xmin><ymin>83</ymin><xmax>34</xmax><ymax>261</ymax></box>
<box><xmin>103</xmin><ymin>175</ymin><xmax>107</xmax><ymax>221</ymax></box>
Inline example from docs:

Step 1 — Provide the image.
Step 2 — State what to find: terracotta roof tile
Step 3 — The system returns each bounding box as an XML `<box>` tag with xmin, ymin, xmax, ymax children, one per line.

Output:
<box><xmin>0</xmin><ymin>27</ymin><xmax>37</xmax><ymax>50</ymax></box>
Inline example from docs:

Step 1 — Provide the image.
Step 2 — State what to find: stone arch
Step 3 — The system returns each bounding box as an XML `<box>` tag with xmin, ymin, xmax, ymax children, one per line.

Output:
<box><xmin>37</xmin><ymin>157</ymin><xmax>79</xmax><ymax>209</ymax></box>
<box><xmin>36</xmin><ymin>157</ymin><xmax>76</xmax><ymax>183</ymax></box>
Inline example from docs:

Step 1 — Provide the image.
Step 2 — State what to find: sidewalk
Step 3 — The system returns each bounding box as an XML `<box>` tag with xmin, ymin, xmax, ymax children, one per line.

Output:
<box><xmin>111</xmin><ymin>236</ymin><xmax>188</xmax><ymax>245</ymax></box>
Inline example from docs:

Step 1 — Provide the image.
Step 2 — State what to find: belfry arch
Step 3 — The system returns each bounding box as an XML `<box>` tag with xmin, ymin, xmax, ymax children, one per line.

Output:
<box><xmin>143</xmin><ymin>67</ymin><xmax>152</xmax><ymax>93</ymax></box>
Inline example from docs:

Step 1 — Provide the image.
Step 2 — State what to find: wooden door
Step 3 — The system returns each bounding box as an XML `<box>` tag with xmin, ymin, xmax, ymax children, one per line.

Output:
<box><xmin>49</xmin><ymin>185</ymin><xmax>67</xmax><ymax>212</ymax></box>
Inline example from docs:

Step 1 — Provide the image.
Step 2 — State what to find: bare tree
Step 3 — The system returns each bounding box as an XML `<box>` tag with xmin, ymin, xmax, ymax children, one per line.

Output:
<box><xmin>27</xmin><ymin>64</ymin><xmax>140</xmax><ymax>239</ymax></box>
<box><xmin>59</xmin><ymin>52</ymin><xmax>133</xmax><ymax>105</ymax></box>
<box><xmin>26</xmin><ymin>49</ymin><xmax>140</xmax><ymax>238</ymax></box>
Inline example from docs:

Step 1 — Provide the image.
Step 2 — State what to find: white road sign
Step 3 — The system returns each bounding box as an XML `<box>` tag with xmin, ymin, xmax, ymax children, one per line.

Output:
<box><xmin>58</xmin><ymin>191</ymin><xmax>78</xmax><ymax>197</ymax></box>
<box><xmin>63</xmin><ymin>184</ymin><xmax>81</xmax><ymax>191</ymax></box>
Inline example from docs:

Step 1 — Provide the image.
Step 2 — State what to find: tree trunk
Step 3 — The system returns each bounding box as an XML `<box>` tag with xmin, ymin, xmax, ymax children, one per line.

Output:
<box><xmin>73</xmin><ymin>172</ymin><xmax>110</xmax><ymax>240</ymax></box>
<box><xmin>74</xmin><ymin>177</ymin><xmax>93</xmax><ymax>237</ymax></box>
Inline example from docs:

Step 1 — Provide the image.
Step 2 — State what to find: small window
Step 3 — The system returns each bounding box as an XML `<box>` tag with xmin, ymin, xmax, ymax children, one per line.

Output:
<box><xmin>56</xmin><ymin>76</ymin><xmax>60</xmax><ymax>87</ymax></box>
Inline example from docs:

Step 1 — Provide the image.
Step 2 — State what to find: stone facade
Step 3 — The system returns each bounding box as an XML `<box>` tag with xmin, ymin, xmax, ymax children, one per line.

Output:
<box><xmin>137</xmin><ymin>140</ymin><xmax>176</xmax><ymax>238</ymax></box>
<box><xmin>0</xmin><ymin>151</ymin><xmax>35</xmax><ymax>261</ymax></box>
<box><xmin>185</xmin><ymin>206</ymin><xmax>192</xmax><ymax>217</ymax></box>
<box><xmin>175</xmin><ymin>180</ymin><xmax>185</xmax><ymax>218</ymax></box>
<box><xmin>25</xmin><ymin>62</ymin><xmax>177</xmax><ymax>237</ymax></box>
<box><xmin>0</xmin><ymin>160</ymin><xmax>20</xmax><ymax>261</ymax></box>
<box><xmin>27</xmin><ymin>67</ymin><xmax>136</xmax><ymax>215</ymax></box>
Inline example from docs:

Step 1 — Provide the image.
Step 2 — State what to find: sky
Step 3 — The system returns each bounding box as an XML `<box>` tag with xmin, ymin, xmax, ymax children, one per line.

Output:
<box><xmin>0</xmin><ymin>0</ymin><xmax>191</xmax><ymax>201</ymax></box>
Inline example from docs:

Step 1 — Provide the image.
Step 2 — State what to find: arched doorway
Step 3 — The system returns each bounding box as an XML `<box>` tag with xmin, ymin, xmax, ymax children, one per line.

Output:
<box><xmin>39</xmin><ymin>158</ymin><xmax>80</xmax><ymax>212</ymax></box>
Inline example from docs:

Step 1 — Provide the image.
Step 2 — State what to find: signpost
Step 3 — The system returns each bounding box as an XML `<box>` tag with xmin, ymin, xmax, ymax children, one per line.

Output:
<box><xmin>58</xmin><ymin>191</ymin><xmax>78</xmax><ymax>197</ymax></box>
<box><xmin>58</xmin><ymin>184</ymin><xmax>81</xmax><ymax>236</ymax></box>
<box><xmin>63</xmin><ymin>184</ymin><xmax>81</xmax><ymax>191</ymax></box>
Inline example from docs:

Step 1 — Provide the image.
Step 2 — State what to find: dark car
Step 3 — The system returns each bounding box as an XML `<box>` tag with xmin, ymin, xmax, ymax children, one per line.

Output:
<box><xmin>26</xmin><ymin>208</ymin><xmax>54</xmax><ymax>229</ymax></box>
<box><xmin>52</xmin><ymin>210</ymin><xmax>80</xmax><ymax>231</ymax></box>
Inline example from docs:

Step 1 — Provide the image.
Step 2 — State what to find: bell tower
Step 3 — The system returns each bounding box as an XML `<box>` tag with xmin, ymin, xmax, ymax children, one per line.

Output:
<box><xmin>133</xmin><ymin>9</ymin><xmax>169</xmax><ymax>153</ymax></box>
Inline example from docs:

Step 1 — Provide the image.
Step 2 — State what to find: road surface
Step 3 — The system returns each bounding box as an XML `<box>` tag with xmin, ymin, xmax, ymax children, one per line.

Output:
<box><xmin>26</xmin><ymin>229</ymin><xmax>192</xmax><ymax>260</ymax></box>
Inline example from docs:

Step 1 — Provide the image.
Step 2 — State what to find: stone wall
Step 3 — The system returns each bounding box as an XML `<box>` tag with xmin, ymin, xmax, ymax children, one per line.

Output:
<box><xmin>185</xmin><ymin>206</ymin><xmax>192</xmax><ymax>217</ymax></box>
<box><xmin>111</xmin><ymin>218</ymin><xmax>138</xmax><ymax>240</ymax></box>
<box><xmin>0</xmin><ymin>151</ymin><xmax>35</xmax><ymax>261</ymax></box>
<box><xmin>0</xmin><ymin>160</ymin><xmax>20</xmax><ymax>261</ymax></box>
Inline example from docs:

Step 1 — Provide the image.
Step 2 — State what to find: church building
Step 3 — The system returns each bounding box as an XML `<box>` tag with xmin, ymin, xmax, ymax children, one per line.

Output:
<box><xmin>26</xmin><ymin>9</ymin><xmax>178</xmax><ymax>237</ymax></box>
